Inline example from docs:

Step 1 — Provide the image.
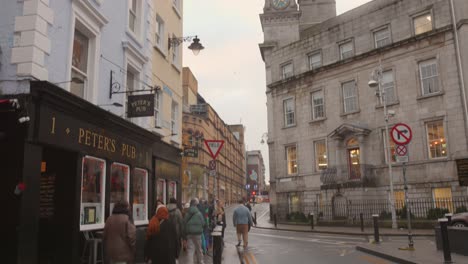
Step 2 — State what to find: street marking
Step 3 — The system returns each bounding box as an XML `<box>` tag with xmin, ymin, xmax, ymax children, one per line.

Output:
<box><xmin>250</xmin><ymin>232</ymin><xmax>350</xmax><ymax>245</ymax></box>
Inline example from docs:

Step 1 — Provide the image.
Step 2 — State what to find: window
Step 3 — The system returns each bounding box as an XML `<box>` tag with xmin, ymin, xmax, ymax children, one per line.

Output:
<box><xmin>132</xmin><ymin>168</ymin><xmax>148</xmax><ymax>225</ymax></box>
<box><xmin>419</xmin><ymin>59</ymin><xmax>439</xmax><ymax>95</ymax></box>
<box><xmin>426</xmin><ymin>120</ymin><xmax>447</xmax><ymax>159</ymax></box>
<box><xmin>342</xmin><ymin>81</ymin><xmax>358</xmax><ymax>113</ymax></box>
<box><xmin>71</xmin><ymin>30</ymin><xmax>88</xmax><ymax>98</ymax></box>
<box><xmin>374</xmin><ymin>27</ymin><xmax>391</xmax><ymax>48</ymax></box>
<box><xmin>168</xmin><ymin>181</ymin><xmax>177</xmax><ymax>200</ymax></box>
<box><xmin>383</xmin><ymin>130</ymin><xmax>396</xmax><ymax>163</ymax></box>
<box><xmin>340</xmin><ymin>41</ymin><xmax>354</xmax><ymax>60</ymax></box>
<box><xmin>311</xmin><ymin>90</ymin><xmax>325</xmax><ymax>120</ymax></box>
<box><xmin>155</xmin><ymin>15</ymin><xmax>165</xmax><ymax>49</ymax></box>
<box><xmin>156</xmin><ymin>179</ymin><xmax>166</xmax><ymax>204</ymax></box>
<box><xmin>173</xmin><ymin>0</ymin><xmax>181</xmax><ymax>11</ymax></box>
<box><xmin>433</xmin><ymin>187</ymin><xmax>453</xmax><ymax>212</ymax></box>
<box><xmin>171</xmin><ymin>101</ymin><xmax>178</xmax><ymax>135</ymax></box>
<box><xmin>286</xmin><ymin>145</ymin><xmax>298</xmax><ymax>175</ymax></box>
<box><xmin>126</xmin><ymin>70</ymin><xmax>135</xmax><ymax>92</ymax></box>
<box><xmin>394</xmin><ymin>191</ymin><xmax>405</xmax><ymax>210</ymax></box>
<box><xmin>154</xmin><ymin>92</ymin><xmax>161</xmax><ymax>127</ymax></box>
<box><xmin>308</xmin><ymin>52</ymin><xmax>321</xmax><ymax>70</ymax></box>
<box><xmin>381</xmin><ymin>70</ymin><xmax>396</xmax><ymax>103</ymax></box>
<box><xmin>128</xmin><ymin>0</ymin><xmax>137</xmax><ymax>33</ymax></box>
<box><xmin>80</xmin><ymin>156</ymin><xmax>106</xmax><ymax>230</ymax></box>
<box><xmin>188</xmin><ymin>130</ymin><xmax>194</xmax><ymax>147</ymax></box>
<box><xmin>314</xmin><ymin>140</ymin><xmax>327</xmax><ymax>171</ymax></box>
<box><xmin>281</xmin><ymin>63</ymin><xmax>293</xmax><ymax>79</ymax></box>
<box><xmin>171</xmin><ymin>34</ymin><xmax>179</xmax><ymax>67</ymax></box>
<box><xmin>288</xmin><ymin>193</ymin><xmax>300</xmax><ymax>214</ymax></box>
<box><xmin>110</xmin><ymin>163</ymin><xmax>130</xmax><ymax>214</ymax></box>
<box><xmin>413</xmin><ymin>13</ymin><xmax>433</xmax><ymax>35</ymax></box>
<box><xmin>283</xmin><ymin>98</ymin><xmax>295</xmax><ymax>127</ymax></box>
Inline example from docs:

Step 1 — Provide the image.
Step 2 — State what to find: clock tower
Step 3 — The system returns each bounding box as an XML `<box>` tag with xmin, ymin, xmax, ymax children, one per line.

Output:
<box><xmin>260</xmin><ymin>0</ymin><xmax>300</xmax><ymax>49</ymax></box>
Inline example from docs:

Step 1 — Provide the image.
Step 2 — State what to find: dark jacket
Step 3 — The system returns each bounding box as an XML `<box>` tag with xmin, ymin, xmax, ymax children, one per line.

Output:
<box><xmin>144</xmin><ymin>219</ymin><xmax>178</xmax><ymax>264</ymax></box>
<box><xmin>183</xmin><ymin>206</ymin><xmax>205</xmax><ymax>236</ymax></box>
<box><xmin>103</xmin><ymin>214</ymin><xmax>136</xmax><ymax>264</ymax></box>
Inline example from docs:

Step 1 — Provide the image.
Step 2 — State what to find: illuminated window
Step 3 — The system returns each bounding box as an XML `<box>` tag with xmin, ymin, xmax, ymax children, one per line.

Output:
<box><xmin>80</xmin><ymin>156</ymin><xmax>106</xmax><ymax>230</ymax></box>
<box><xmin>288</xmin><ymin>193</ymin><xmax>300</xmax><ymax>214</ymax></box>
<box><xmin>133</xmin><ymin>168</ymin><xmax>148</xmax><ymax>225</ymax></box>
<box><xmin>110</xmin><ymin>163</ymin><xmax>130</xmax><ymax>214</ymax></box>
<box><xmin>433</xmin><ymin>187</ymin><xmax>453</xmax><ymax>212</ymax></box>
<box><xmin>286</xmin><ymin>145</ymin><xmax>298</xmax><ymax>175</ymax></box>
<box><xmin>394</xmin><ymin>191</ymin><xmax>405</xmax><ymax>210</ymax></box>
<box><xmin>314</xmin><ymin>140</ymin><xmax>327</xmax><ymax>171</ymax></box>
<box><xmin>426</xmin><ymin>120</ymin><xmax>447</xmax><ymax>159</ymax></box>
<box><xmin>413</xmin><ymin>13</ymin><xmax>432</xmax><ymax>35</ymax></box>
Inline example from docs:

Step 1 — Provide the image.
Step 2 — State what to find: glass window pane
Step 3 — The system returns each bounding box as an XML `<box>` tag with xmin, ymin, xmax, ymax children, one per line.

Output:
<box><xmin>311</xmin><ymin>90</ymin><xmax>324</xmax><ymax>119</ymax></box>
<box><xmin>287</xmin><ymin>146</ymin><xmax>297</xmax><ymax>175</ymax></box>
<box><xmin>284</xmin><ymin>98</ymin><xmax>295</xmax><ymax>126</ymax></box>
<box><xmin>80</xmin><ymin>156</ymin><xmax>106</xmax><ymax>230</ymax></box>
<box><xmin>110</xmin><ymin>163</ymin><xmax>130</xmax><ymax>213</ymax></box>
<box><xmin>133</xmin><ymin>168</ymin><xmax>148</xmax><ymax>224</ymax></box>
<box><xmin>156</xmin><ymin>179</ymin><xmax>166</xmax><ymax>204</ymax></box>
<box><xmin>72</xmin><ymin>30</ymin><xmax>88</xmax><ymax>72</ymax></box>
<box><xmin>426</xmin><ymin>121</ymin><xmax>447</xmax><ymax>159</ymax></box>
<box><xmin>315</xmin><ymin>140</ymin><xmax>327</xmax><ymax>171</ymax></box>
<box><xmin>309</xmin><ymin>53</ymin><xmax>321</xmax><ymax>70</ymax></box>
<box><xmin>340</xmin><ymin>42</ymin><xmax>353</xmax><ymax>59</ymax></box>
<box><xmin>282</xmin><ymin>63</ymin><xmax>293</xmax><ymax>78</ymax></box>
<box><xmin>168</xmin><ymin>181</ymin><xmax>177</xmax><ymax>200</ymax></box>
<box><xmin>433</xmin><ymin>187</ymin><xmax>453</xmax><ymax>212</ymax></box>
<box><xmin>414</xmin><ymin>14</ymin><xmax>433</xmax><ymax>35</ymax></box>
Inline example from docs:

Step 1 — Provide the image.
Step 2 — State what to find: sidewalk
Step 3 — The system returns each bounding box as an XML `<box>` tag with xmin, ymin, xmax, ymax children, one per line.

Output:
<box><xmin>356</xmin><ymin>239</ymin><xmax>468</xmax><ymax>264</ymax></box>
<box><xmin>177</xmin><ymin>241</ymin><xmax>241</xmax><ymax>264</ymax></box>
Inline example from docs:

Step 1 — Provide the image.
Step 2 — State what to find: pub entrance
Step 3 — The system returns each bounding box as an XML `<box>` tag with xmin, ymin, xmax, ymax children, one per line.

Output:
<box><xmin>38</xmin><ymin>147</ymin><xmax>78</xmax><ymax>264</ymax></box>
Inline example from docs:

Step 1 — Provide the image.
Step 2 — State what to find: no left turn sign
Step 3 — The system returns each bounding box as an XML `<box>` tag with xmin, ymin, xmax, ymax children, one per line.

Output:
<box><xmin>391</xmin><ymin>123</ymin><xmax>412</xmax><ymax>145</ymax></box>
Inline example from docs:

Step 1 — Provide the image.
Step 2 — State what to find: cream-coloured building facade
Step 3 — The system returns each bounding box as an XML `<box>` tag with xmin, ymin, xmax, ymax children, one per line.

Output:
<box><xmin>260</xmin><ymin>0</ymin><xmax>468</xmax><ymax>220</ymax></box>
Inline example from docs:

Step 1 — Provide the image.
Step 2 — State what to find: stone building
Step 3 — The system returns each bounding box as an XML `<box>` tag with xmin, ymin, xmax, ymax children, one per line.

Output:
<box><xmin>259</xmin><ymin>0</ymin><xmax>468</xmax><ymax>220</ymax></box>
<box><xmin>181</xmin><ymin>67</ymin><xmax>246</xmax><ymax>205</ymax></box>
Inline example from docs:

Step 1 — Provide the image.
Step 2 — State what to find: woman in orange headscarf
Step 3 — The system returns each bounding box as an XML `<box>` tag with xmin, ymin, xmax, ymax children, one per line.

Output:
<box><xmin>144</xmin><ymin>205</ymin><xmax>178</xmax><ymax>264</ymax></box>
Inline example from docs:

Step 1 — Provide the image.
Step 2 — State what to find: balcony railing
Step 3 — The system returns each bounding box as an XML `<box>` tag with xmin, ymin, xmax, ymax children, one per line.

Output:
<box><xmin>320</xmin><ymin>164</ymin><xmax>376</xmax><ymax>189</ymax></box>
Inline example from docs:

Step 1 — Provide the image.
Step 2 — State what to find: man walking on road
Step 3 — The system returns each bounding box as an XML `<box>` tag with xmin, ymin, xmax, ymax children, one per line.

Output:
<box><xmin>183</xmin><ymin>198</ymin><xmax>206</xmax><ymax>264</ymax></box>
<box><xmin>233</xmin><ymin>199</ymin><xmax>253</xmax><ymax>249</ymax></box>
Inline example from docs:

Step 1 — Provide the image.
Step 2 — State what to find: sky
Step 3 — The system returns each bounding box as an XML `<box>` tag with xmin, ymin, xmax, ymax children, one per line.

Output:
<box><xmin>183</xmin><ymin>0</ymin><xmax>373</xmax><ymax>184</ymax></box>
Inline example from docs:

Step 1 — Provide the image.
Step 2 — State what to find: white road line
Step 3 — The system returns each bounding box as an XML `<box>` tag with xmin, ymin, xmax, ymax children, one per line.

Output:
<box><xmin>251</xmin><ymin>232</ymin><xmax>350</xmax><ymax>245</ymax></box>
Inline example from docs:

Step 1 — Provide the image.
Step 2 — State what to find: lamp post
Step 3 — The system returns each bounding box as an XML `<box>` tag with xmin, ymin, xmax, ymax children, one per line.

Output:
<box><xmin>168</xmin><ymin>35</ymin><xmax>204</xmax><ymax>56</ymax></box>
<box><xmin>369</xmin><ymin>61</ymin><xmax>397</xmax><ymax>229</ymax></box>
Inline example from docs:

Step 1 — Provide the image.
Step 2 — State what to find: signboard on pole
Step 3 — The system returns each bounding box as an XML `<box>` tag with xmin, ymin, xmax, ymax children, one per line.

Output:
<box><xmin>204</xmin><ymin>140</ymin><xmax>224</xmax><ymax>159</ymax></box>
<box><xmin>209</xmin><ymin>160</ymin><xmax>216</xmax><ymax>170</ymax></box>
<box><xmin>391</xmin><ymin>123</ymin><xmax>412</xmax><ymax>145</ymax></box>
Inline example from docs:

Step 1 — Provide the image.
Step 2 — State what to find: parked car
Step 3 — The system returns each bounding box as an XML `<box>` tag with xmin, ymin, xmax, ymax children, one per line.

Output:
<box><xmin>451</xmin><ymin>212</ymin><xmax>468</xmax><ymax>227</ymax></box>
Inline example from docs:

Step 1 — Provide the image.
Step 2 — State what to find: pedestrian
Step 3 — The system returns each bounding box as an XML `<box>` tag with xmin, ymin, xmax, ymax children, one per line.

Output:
<box><xmin>183</xmin><ymin>198</ymin><xmax>206</xmax><ymax>264</ymax></box>
<box><xmin>103</xmin><ymin>200</ymin><xmax>136</xmax><ymax>264</ymax></box>
<box><xmin>144</xmin><ymin>205</ymin><xmax>178</xmax><ymax>264</ymax></box>
<box><xmin>167</xmin><ymin>197</ymin><xmax>184</xmax><ymax>259</ymax></box>
<box><xmin>233</xmin><ymin>199</ymin><xmax>253</xmax><ymax>249</ymax></box>
<box><xmin>215</xmin><ymin>200</ymin><xmax>226</xmax><ymax>238</ymax></box>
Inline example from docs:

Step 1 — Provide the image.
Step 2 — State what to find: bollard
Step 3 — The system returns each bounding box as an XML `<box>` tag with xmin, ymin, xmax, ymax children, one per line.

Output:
<box><xmin>254</xmin><ymin>212</ymin><xmax>257</xmax><ymax>226</ymax></box>
<box><xmin>360</xmin><ymin>213</ymin><xmax>364</xmax><ymax>232</ymax></box>
<box><xmin>445</xmin><ymin>213</ymin><xmax>453</xmax><ymax>226</ymax></box>
<box><xmin>274</xmin><ymin>213</ymin><xmax>277</xmax><ymax>228</ymax></box>
<box><xmin>310</xmin><ymin>213</ymin><xmax>314</xmax><ymax>230</ymax></box>
<box><xmin>439</xmin><ymin>218</ymin><xmax>452</xmax><ymax>264</ymax></box>
<box><xmin>372</xmin><ymin>214</ymin><xmax>380</xmax><ymax>244</ymax></box>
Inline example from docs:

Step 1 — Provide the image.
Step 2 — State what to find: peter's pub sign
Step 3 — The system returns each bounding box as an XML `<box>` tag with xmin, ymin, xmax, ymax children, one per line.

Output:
<box><xmin>127</xmin><ymin>94</ymin><xmax>154</xmax><ymax>118</ymax></box>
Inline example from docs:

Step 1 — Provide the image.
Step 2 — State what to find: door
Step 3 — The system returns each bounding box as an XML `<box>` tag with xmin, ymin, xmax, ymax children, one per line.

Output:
<box><xmin>348</xmin><ymin>148</ymin><xmax>361</xmax><ymax>180</ymax></box>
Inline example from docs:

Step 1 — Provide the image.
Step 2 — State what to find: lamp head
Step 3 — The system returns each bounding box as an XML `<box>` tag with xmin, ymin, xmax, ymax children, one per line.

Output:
<box><xmin>368</xmin><ymin>79</ymin><xmax>379</xmax><ymax>88</ymax></box>
<box><xmin>188</xmin><ymin>36</ymin><xmax>204</xmax><ymax>56</ymax></box>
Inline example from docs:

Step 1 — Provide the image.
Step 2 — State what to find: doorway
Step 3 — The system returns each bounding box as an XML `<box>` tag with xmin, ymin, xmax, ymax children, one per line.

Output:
<box><xmin>347</xmin><ymin>138</ymin><xmax>361</xmax><ymax>180</ymax></box>
<box><xmin>38</xmin><ymin>148</ymin><xmax>78</xmax><ymax>264</ymax></box>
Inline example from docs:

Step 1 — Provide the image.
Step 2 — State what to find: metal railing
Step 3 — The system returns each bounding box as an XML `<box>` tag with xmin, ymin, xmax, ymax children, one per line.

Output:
<box><xmin>320</xmin><ymin>164</ymin><xmax>377</xmax><ymax>189</ymax></box>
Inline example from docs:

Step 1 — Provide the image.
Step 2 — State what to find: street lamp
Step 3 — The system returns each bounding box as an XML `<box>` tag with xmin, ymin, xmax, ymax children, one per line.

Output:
<box><xmin>369</xmin><ymin>61</ymin><xmax>397</xmax><ymax>229</ymax></box>
<box><xmin>260</xmin><ymin>132</ymin><xmax>268</xmax><ymax>144</ymax></box>
<box><xmin>168</xmin><ymin>35</ymin><xmax>204</xmax><ymax>56</ymax></box>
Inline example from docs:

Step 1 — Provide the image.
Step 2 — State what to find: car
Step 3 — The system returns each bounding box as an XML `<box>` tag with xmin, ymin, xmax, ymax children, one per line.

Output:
<box><xmin>450</xmin><ymin>212</ymin><xmax>468</xmax><ymax>227</ymax></box>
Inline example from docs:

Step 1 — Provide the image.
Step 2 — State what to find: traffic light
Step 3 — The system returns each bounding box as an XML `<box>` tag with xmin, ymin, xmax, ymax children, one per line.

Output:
<box><xmin>252</xmin><ymin>191</ymin><xmax>256</xmax><ymax>196</ymax></box>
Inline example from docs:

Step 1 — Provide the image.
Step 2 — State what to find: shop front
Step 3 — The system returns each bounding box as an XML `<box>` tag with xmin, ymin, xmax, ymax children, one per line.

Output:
<box><xmin>153</xmin><ymin>142</ymin><xmax>182</xmax><ymax>207</ymax></box>
<box><xmin>1</xmin><ymin>81</ymin><xmax>180</xmax><ymax>263</ymax></box>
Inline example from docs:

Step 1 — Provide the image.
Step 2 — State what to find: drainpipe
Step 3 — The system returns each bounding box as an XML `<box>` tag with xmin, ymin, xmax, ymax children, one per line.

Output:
<box><xmin>450</xmin><ymin>0</ymin><xmax>468</xmax><ymax>149</ymax></box>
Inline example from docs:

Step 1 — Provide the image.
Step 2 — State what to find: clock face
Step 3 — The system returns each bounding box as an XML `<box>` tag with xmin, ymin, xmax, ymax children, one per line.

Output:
<box><xmin>272</xmin><ymin>0</ymin><xmax>290</xmax><ymax>10</ymax></box>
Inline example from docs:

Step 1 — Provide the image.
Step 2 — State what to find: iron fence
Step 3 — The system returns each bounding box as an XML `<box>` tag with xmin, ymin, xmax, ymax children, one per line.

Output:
<box><xmin>311</xmin><ymin>197</ymin><xmax>468</xmax><ymax>223</ymax></box>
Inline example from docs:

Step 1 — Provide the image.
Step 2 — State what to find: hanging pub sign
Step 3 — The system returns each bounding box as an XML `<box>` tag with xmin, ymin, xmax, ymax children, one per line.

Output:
<box><xmin>127</xmin><ymin>94</ymin><xmax>154</xmax><ymax>118</ymax></box>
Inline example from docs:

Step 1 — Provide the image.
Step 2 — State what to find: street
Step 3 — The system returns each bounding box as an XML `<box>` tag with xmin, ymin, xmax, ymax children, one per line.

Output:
<box><xmin>222</xmin><ymin>203</ymin><xmax>398</xmax><ymax>264</ymax></box>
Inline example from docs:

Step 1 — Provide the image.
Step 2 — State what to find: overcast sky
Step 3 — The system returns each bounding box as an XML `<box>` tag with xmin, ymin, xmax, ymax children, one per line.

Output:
<box><xmin>183</xmin><ymin>0</ymin><xmax>373</xmax><ymax>184</ymax></box>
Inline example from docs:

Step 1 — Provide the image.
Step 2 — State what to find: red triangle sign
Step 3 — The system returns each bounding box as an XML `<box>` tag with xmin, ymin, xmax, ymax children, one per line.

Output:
<box><xmin>204</xmin><ymin>140</ymin><xmax>225</xmax><ymax>159</ymax></box>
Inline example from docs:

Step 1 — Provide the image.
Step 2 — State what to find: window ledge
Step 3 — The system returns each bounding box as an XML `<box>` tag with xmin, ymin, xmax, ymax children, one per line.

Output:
<box><xmin>172</xmin><ymin>62</ymin><xmax>181</xmax><ymax>73</ymax></box>
<box><xmin>309</xmin><ymin>117</ymin><xmax>327</xmax><ymax>124</ymax></box>
<box><xmin>340</xmin><ymin>110</ymin><xmax>361</xmax><ymax>117</ymax></box>
<box><xmin>153</xmin><ymin>44</ymin><xmax>167</xmax><ymax>58</ymax></box>
<box><xmin>172</xmin><ymin>5</ymin><xmax>182</xmax><ymax>19</ymax></box>
<box><xmin>125</xmin><ymin>29</ymin><xmax>143</xmax><ymax>49</ymax></box>
<box><xmin>416</xmin><ymin>91</ymin><xmax>444</xmax><ymax>100</ymax></box>
<box><xmin>282</xmin><ymin>124</ymin><xmax>297</xmax><ymax>129</ymax></box>
<box><xmin>375</xmin><ymin>100</ymin><xmax>400</xmax><ymax>109</ymax></box>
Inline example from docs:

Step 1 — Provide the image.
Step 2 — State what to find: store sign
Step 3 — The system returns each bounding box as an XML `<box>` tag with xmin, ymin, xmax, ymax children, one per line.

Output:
<box><xmin>457</xmin><ymin>159</ymin><xmax>468</xmax><ymax>186</ymax></box>
<box><xmin>127</xmin><ymin>94</ymin><xmax>154</xmax><ymax>118</ymax></box>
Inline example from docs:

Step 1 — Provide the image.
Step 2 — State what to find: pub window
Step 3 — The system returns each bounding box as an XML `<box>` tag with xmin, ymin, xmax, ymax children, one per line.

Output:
<box><xmin>110</xmin><ymin>163</ymin><xmax>130</xmax><ymax>214</ymax></box>
<box><xmin>133</xmin><ymin>168</ymin><xmax>148</xmax><ymax>225</ymax></box>
<box><xmin>80</xmin><ymin>156</ymin><xmax>106</xmax><ymax>230</ymax></box>
<box><xmin>156</xmin><ymin>179</ymin><xmax>166</xmax><ymax>204</ymax></box>
<box><xmin>168</xmin><ymin>181</ymin><xmax>177</xmax><ymax>200</ymax></box>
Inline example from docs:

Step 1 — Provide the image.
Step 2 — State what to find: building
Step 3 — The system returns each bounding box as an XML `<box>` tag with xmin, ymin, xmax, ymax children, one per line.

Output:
<box><xmin>0</xmin><ymin>0</ymin><xmax>185</xmax><ymax>262</ymax></box>
<box><xmin>182</xmin><ymin>67</ymin><xmax>246</xmax><ymax>205</ymax></box>
<box><xmin>246</xmin><ymin>150</ymin><xmax>267</xmax><ymax>199</ymax></box>
<box><xmin>259</xmin><ymin>0</ymin><xmax>468</xmax><ymax>220</ymax></box>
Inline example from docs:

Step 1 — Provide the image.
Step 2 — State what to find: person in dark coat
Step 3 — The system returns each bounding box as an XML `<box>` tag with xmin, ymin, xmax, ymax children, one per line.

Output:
<box><xmin>103</xmin><ymin>200</ymin><xmax>136</xmax><ymax>264</ymax></box>
<box><xmin>144</xmin><ymin>205</ymin><xmax>178</xmax><ymax>264</ymax></box>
